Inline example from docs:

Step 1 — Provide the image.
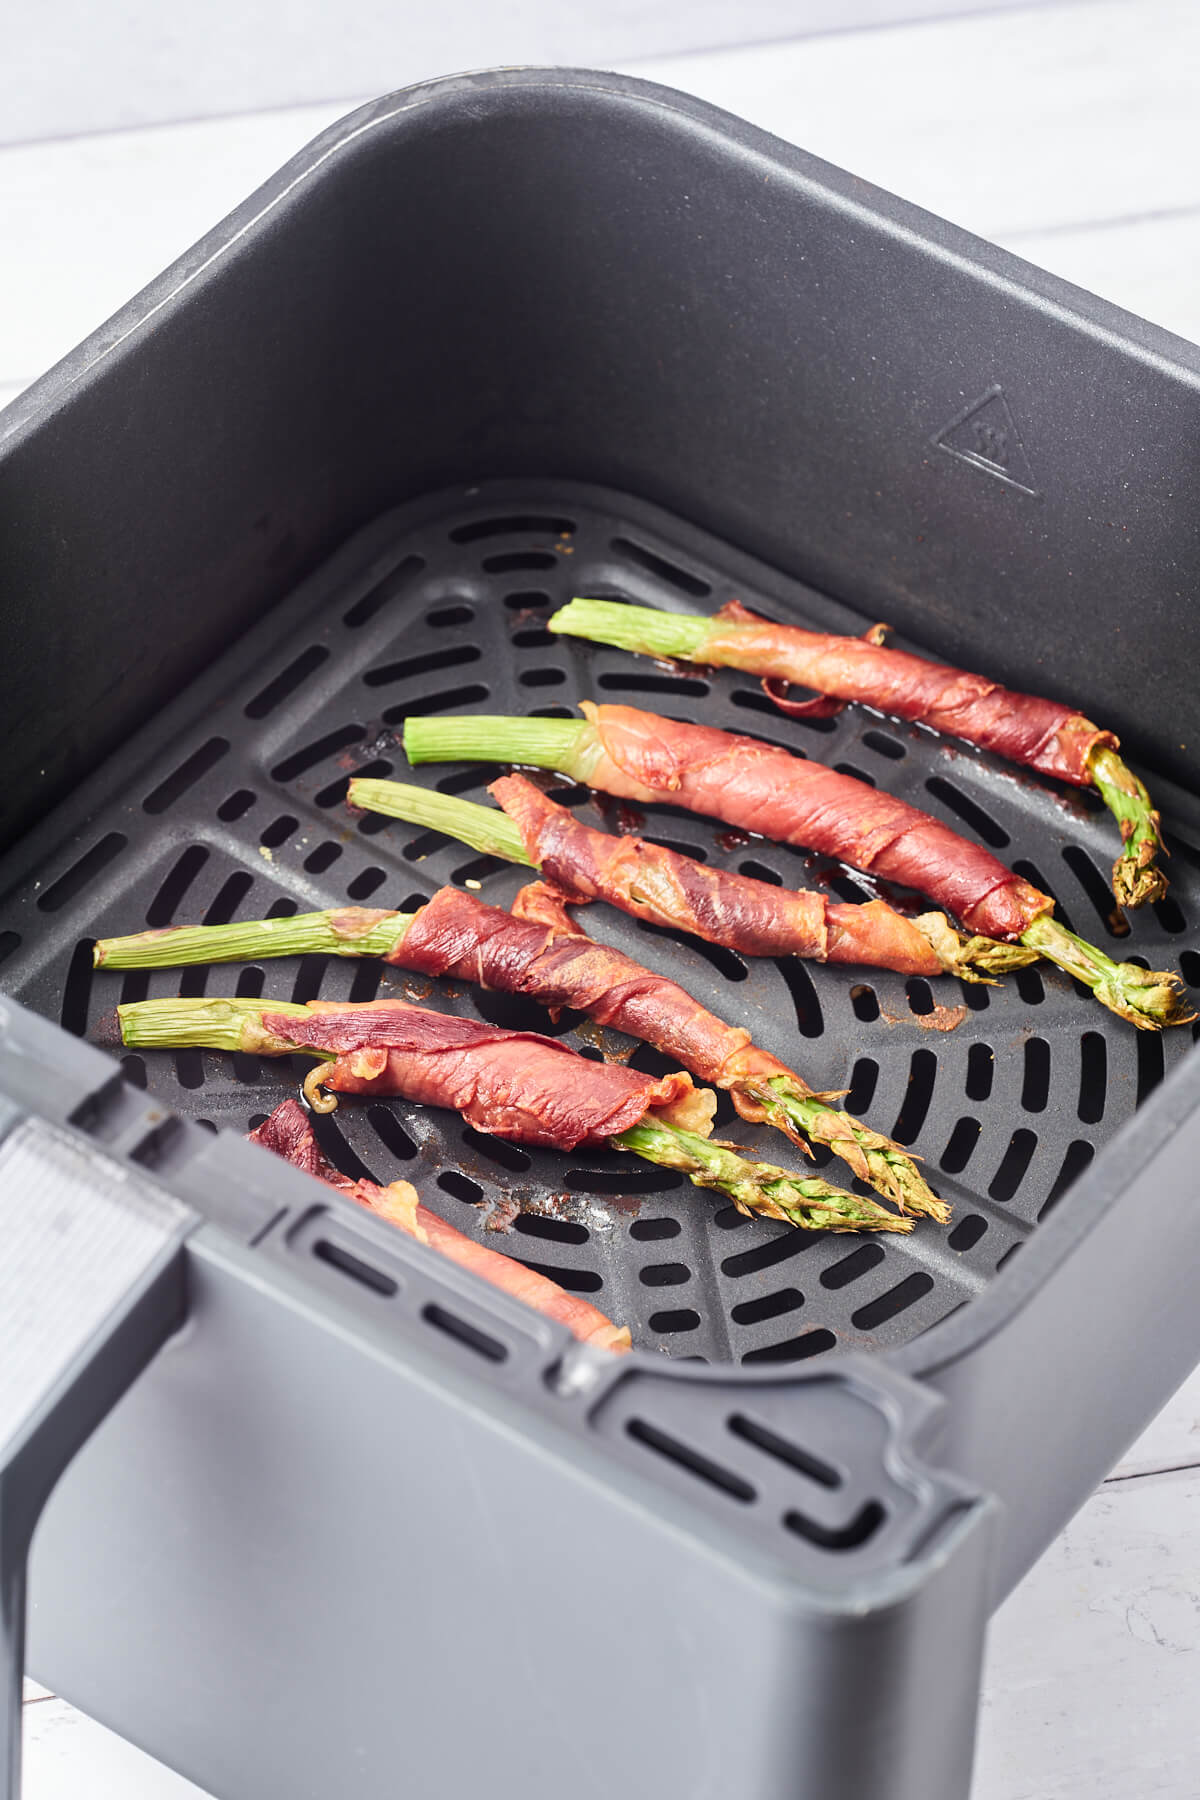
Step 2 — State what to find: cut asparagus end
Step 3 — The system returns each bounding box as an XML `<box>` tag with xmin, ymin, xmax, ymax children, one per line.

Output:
<box><xmin>912</xmin><ymin>911</ymin><xmax>1040</xmax><ymax>983</ymax></box>
<box><xmin>1087</xmin><ymin>743</ymin><xmax>1169</xmax><ymax>909</ymax></box>
<box><xmin>550</xmin><ymin>598</ymin><xmax>715</xmax><ymax>662</ymax></box>
<box><xmin>402</xmin><ymin>715</ymin><xmax>594</xmax><ymax>776</ymax></box>
<box><xmin>614</xmin><ymin>1119</ymin><xmax>912</xmax><ymax>1234</ymax></box>
<box><xmin>116</xmin><ymin>996</ymin><xmax>314</xmax><ymax>1055</ymax></box>
<box><xmin>95</xmin><ymin>909</ymin><xmax>413</xmax><ymax>969</ymax></box>
<box><xmin>1021</xmin><ymin>913</ymin><xmax>1193</xmax><ymax>1030</ymax></box>
<box><xmin>749</xmin><ymin>1076</ymin><xmax>949</xmax><ymax>1223</ymax></box>
<box><xmin>348</xmin><ymin>778</ymin><xmax>533</xmax><ymax>865</ymax></box>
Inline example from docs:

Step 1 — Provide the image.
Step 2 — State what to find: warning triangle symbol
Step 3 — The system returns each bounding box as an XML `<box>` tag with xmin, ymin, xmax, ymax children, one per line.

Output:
<box><xmin>934</xmin><ymin>386</ymin><xmax>1038</xmax><ymax>495</ymax></box>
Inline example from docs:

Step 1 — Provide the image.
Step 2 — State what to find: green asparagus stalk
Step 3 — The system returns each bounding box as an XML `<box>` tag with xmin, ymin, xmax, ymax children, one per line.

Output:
<box><xmin>402</xmin><ymin>714</ymin><xmax>1190</xmax><ymax>1030</ymax></box>
<box><xmin>92</xmin><ymin>864</ymin><xmax>943</xmax><ymax>1220</ymax></box>
<box><xmin>1020</xmin><ymin>915</ymin><xmax>1191</xmax><ymax>1032</ymax></box>
<box><xmin>115</xmin><ymin>998</ymin><xmax>910</xmax><ymax>1235</ymax></box>
<box><xmin>353</xmin><ymin>775</ymin><xmax>1026</xmax><ymax>988</ymax></box>
<box><xmin>746</xmin><ymin>1075</ymin><xmax>947</xmax><ymax>1223</ymax></box>
<box><xmin>550</xmin><ymin>598</ymin><xmax>1172</xmax><ymax>912</ymax></box>
<box><xmin>1087</xmin><ymin>743</ymin><xmax>1168</xmax><ymax>910</ymax></box>
<box><xmin>94</xmin><ymin>910</ymin><xmax>413</xmax><ymax>969</ymax></box>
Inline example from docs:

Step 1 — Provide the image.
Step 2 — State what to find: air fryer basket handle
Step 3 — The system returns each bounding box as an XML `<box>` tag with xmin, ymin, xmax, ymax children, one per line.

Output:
<box><xmin>0</xmin><ymin>1118</ymin><xmax>194</xmax><ymax>1800</ymax></box>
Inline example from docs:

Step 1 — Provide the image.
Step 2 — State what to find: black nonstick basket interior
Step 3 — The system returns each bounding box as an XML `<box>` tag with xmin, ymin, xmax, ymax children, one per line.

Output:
<box><xmin>4</xmin><ymin>483</ymin><xmax>1197</xmax><ymax>1367</ymax></box>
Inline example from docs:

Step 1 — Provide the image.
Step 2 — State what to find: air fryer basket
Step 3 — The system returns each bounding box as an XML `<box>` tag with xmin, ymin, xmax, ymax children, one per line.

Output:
<box><xmin>5</xmin><ymin>67</ymin><xmax>1200</xmax><ymax>1800</ymax></box>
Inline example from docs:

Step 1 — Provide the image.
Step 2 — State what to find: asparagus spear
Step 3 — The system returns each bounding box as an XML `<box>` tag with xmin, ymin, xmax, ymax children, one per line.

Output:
<box><xmin>402</xmin><ymin>712</ymin><xmax>1191</xmax><ymax>1030</ymax></box>
<box><xmin>346</xmin><ymin>777</ymin><xmax>1028</xmax><ymax>983</ymax></box>
<box><xmin>549</xmin><ymin>597</ymin><xmax>1170</xmax><ymax>909</ymax></box>
<box><xmin>116</xmin><ymin>997</ymin><xmax>910</xmax><ymax>1234</ymax></box>
<box><xmin>93</xmin><ymin>880</ymin><xmax>943</xmax><ymax>1220</ymax></box>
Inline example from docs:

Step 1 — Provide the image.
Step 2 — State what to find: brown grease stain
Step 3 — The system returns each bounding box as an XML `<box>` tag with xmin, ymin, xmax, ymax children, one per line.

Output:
<box><xmin>880</xmin><ymin>1002</ymin><xmax>968</xmax><ymax>1033</ymax></box>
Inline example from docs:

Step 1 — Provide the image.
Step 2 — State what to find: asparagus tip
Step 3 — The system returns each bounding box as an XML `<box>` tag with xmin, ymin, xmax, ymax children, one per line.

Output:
<box><xmin>913</xmin><ymin>912</ymin><xmax>1039</xmax><ymax>984</ymax></box>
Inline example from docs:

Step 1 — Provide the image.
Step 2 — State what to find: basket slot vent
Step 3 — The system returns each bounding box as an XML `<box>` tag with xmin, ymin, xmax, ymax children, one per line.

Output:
<box><xmin>775</xmin><ymin>957</ymin><xmax>823</xmax><ymax>1037</ymax></box>
<box><xmin>737</xmin><ymin>858</ymin><xmax>782</xmax><ymax>885</ymax></box>
<box><xmin>513</xmin><ymin>1213</ymin><xmax>589</xmax><ymax>1245</ymax></box>
<box><xmin>314</xmin><ymin>1238</ymin><xmax>398</xmax><ymax>1298</ymax></box>
<box><xmin>451</xmin><ymin>514</ymin><xmax>574</xmax><ymax>544</ymax></box>
<box><xmin>626</xmin><ymin>1418</ymin><xmax>755</xmax><ymax>1501</ymax></box>
<box><xmin>1061</xmin><ymin>844</ymin><xmax>1127</xmax><ymax>937</ymax></box>
<box><xmin>503</xmin><ymin>588</ymin><xmax>551</xmax><ymax>612</ymax></box>
<box><xmin>850</xmin><ymin>984</ymin><xmax>879</xmax><ymax>1023</ymax></box>
<box><xmin>844</xmin><ymin>1057</ymin><xmax>879</xmax><ymax>1114</ymax></box>
<box><xmin>204</xmin><ymin>871</ymin><xmax>254</xmax><ymax>924</ymax></box>
<box><xmin>629</xmin><ymin>1217</ymin><xmax>681</xmax><ymax>1240</ymax></box>
<box><xmin>925</xmin><ymin>776</ymin><xmax>1009</xmax><ymax>847</ymax></box>
<box><xmin>272</xmin><ymin>724</ymin><xmax>365</xmax><ymax>783</ymax></box>
<box><xmin>217</xmin><ymin>789</ymin><xmax>256</xmax><ymax>821</ymax></box>
<box><xmin>648</xmin><ymin>1308</ymin><xmax>701</xmax><ymax>1332</ymax></box>
<box><xmin>427</xmin><ymin>604</ymin><xmax>474</xmax><ymax>629</ymax></box>
<box><xmin>639</xmin><ymin>1262</ymin><xmax>692</xmax><ymax>1287</ymax></box>
<box><xmin>906</xmin><ymin>978</ymin><xmax>934</xmax><ymax>1017</ymax></box>
<box><xmin>37</xmin><ymin>832</ymin><xmax>127</xmax><ymax>913</ymax></box>
<box><xmin>1153</xmin><ymin>893</ymin><xmax>1187</xmax><ymax>935</ymax></box>
<box><xmin>59</xmin><ymin>938</ymin><xmax>95</xmax><ymax>1037</ymax></box>
<box><xmin>1136</xmin><ymin>1028</ymin><xmax>1165</xmax><ymax>1105</ymax></box>
<box><xmin>422</xmin><ymin>1302</ymin><xmax>508</xmax><ymax>1363</ymax></box>
<box><xmin>728</xmin><ymin>1413</ymin><xmax>840</xmax><ymax>1488</ymax></box>
<box><xmin>364</xmin><ymin>644</ymin><xmax>480</xmax><ymax>686</ymax></box>
<box><xmin>1040</xmin><ymin>1140</ymin><xmax>1095</xmax><ymax>1218</ymax></box>
<box><xmin>382</xmin><ymin>683</ymin><xmax>489</xmax><ymax>722</ymax></box>
<box><xmin>730</xmin><ymin>685</ymin><xmax>838</xmax><ymax>730</ymax></box>
<box><xmin>723</xmin><ymin>1231</ymin><xmax>816</xmax><ymax>1279</ymax></box>
<box><xmin>863</xmin><ymin>729</ymin><xmax>905</xmax><ymax>761</ymax></box>
<box><xmin>851</xmin><ymin>1272</ymin><xmax>935</xmax><ymax>1329</ymax></box>
<box><xmin>146</xmin><ymin>846</ymin><xmax>209</xmax><ymax>926</ymax></box>
<box><xmin>610</xmin><ymin>536</ymin><xmax>710</xmax><ymax>597</ymax></box>
<box><xmin>1077</xmin><ymin>1032</ymin><xmax>1107</xmax><ymax>1124</ymax></box>
<box><xmin>346</xmin><ymin>866</ymin><xmax>387</xmax><ymax>901</ymax></box>
<box><xmin>513</xmin><ymin>626</ymin><xmax>554</xmax><ymax>647</ymax></box>
<box><xmin>438</xmin><ymin>1171</ymin><xmax>484</xmax><ymax>1205</ymax></box>
<box><xmin>742</xmin><ymin>1329</ymin><xmax>836</xmax><ymax>1364</ymax></box>
<box><xmin>519</xmin><ymin>666</ymin><xmax>567</xmax><ymax>689</ymax></box>
<box><xmin>259</xmin><ymin>816</ymin><xmax>298</xmax><ymax>850</ymax></box>
<box><xmin>891</xmin><ymin>1049</ymin><xmax>937</xmax><ymax>1145</ymax></box>
<box><xmin>940</xmin><ymin>1117</ymin><xmax>981</xmax><ymax>1174</ymax></box>
<box><xmin>461</xmin><ymin>1127</ymin><xmax>531</xmax><ymax>1174</ymax></box>
<box><xmin>481</xmin><ymin>551</ymin><xmax>557</xmax><ymax>574</ymax></box>
<box><xmin>965</xmin><ymin>1043</ymin><xmax>994</xmax><ymax>1102</ymax></box>
<box><xmin>1021</xmin><ymin>1038</ymin><xmax>1051</xmax><ymax>1112</ymax></box>
<box><xmin>516</xmin><ymin>1259</ymin><xmax>603</xmax><ymax>1294</ymax></box>
<box><xmin>342</xmin><ymin>555</ymin><xmax>425</xmax><ymax>628</ymax></box>
<box><xmin>784</xmin><ymin>1498</ymin><xmax>885</xmax><ymax>1551</ymax></box>
<box><xmin>988</xmin><ymin>1128</ymin><xmax>1038</xmax><ymax>1202</ymax></box>
<box><xmin>245</xmin><ymin>645</ymin><xmax>328</xmax><ymax>719</ymax></box>
<box><xmin>565</xmin><ymin>1164</ymin><xmax>685</xmax><ymax>1195</ymax></box>
<box><xmin>730</xmin><ymin>1288</ymin><xmax>803</xmax><ymax>1325</ymax></box>
<box><xmin>304</xmin><ymin>842</ymin><xmax>342</xmax><ymax>875</ymax></box>
<box><xmin>143</xmin><ymin>737</ymin><xmax>229</xmax><ymax>814</ymax></box>
<box><xmin>367</xmin><ymin>1105</ymin><xmax>417</xmax><ymax>1161</ymax></box>
<box><xmin>947</xmin><ymin>1214</ymin><xmax>988</xmax><ymax>1252</ymax></box>
<box><xmin>597</xmin><ymin>671</ymin><xmax>710</xmax><ymax>698</ymax></box>
<box><xmin>821</xmin><ymin>1243</ymin><xmax>886</xmax><ymax>1290</ymax></box>
<box><xmin>636</xmin><ymin>919</ymin><xmax>748</xmax><ymax>983</ymax></box>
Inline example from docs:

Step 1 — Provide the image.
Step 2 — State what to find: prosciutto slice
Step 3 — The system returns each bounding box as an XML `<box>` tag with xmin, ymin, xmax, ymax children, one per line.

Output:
<box><xmin>573</xmin><ymin>703</ymin><xmax>1052</xmax><ymax>941</ymax></box>
<box><xmin>259</xmin><ymin>998</ymin><xmax>708</xmax><ymax>1148</ymax></box>
<box><xmin>707</xmin><ymin>599</ymin><xmax>1115</xmax><ymax>785</ymax></box>
<box><xmin>249</xmin><ymin>1100</ymin><xmax>630</xmax><ymax>1351</ymax></box>
<box><xmin>488</xmin><ymin>773</ymin><xmax>944</xmax><ymax>975</ymax></box>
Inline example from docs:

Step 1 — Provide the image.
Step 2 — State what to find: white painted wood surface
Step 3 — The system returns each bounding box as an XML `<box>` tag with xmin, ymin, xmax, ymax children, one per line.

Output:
<box><xmin>7</xmin><ymin>0</ymin><xmax>1200</xmax><ymax>1794</ymax></box>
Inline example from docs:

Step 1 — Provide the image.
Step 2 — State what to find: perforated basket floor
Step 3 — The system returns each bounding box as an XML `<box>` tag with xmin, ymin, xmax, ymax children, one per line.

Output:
<box><xmin>3</xmin><ymin>481</ymin><xmax>1198</xmax><ymax>1366</ymax></box>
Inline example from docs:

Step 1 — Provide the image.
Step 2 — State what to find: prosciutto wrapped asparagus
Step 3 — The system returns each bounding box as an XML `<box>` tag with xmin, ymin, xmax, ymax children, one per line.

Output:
<box><xmin>403</xmin><ymin>705</ymin><xmax>1191</xmax><ymax>1030</ymax></box>
<box><xmin>550</xmin><ymin>597</ymin><xmax>1167</xmax><ymax>910</ymax></box>
<box><xmin>95</xmin><ymin>883</ymin><xmax>942</xmax><ymax>1216</ymax></box>
<box><xmin>117</xmin><ymin>995</ymin><xmax>911</xmax><ymax>1232</ymax></box>
<box><xmin>341</xmin><ymin>774</ymin><xmax>1028</xmax><ymax>983</ymax></box>
<box><xmin>250</xmin><ymin>1098</ymin><xmax>632</xmax><ymax>1351</ymax></box>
